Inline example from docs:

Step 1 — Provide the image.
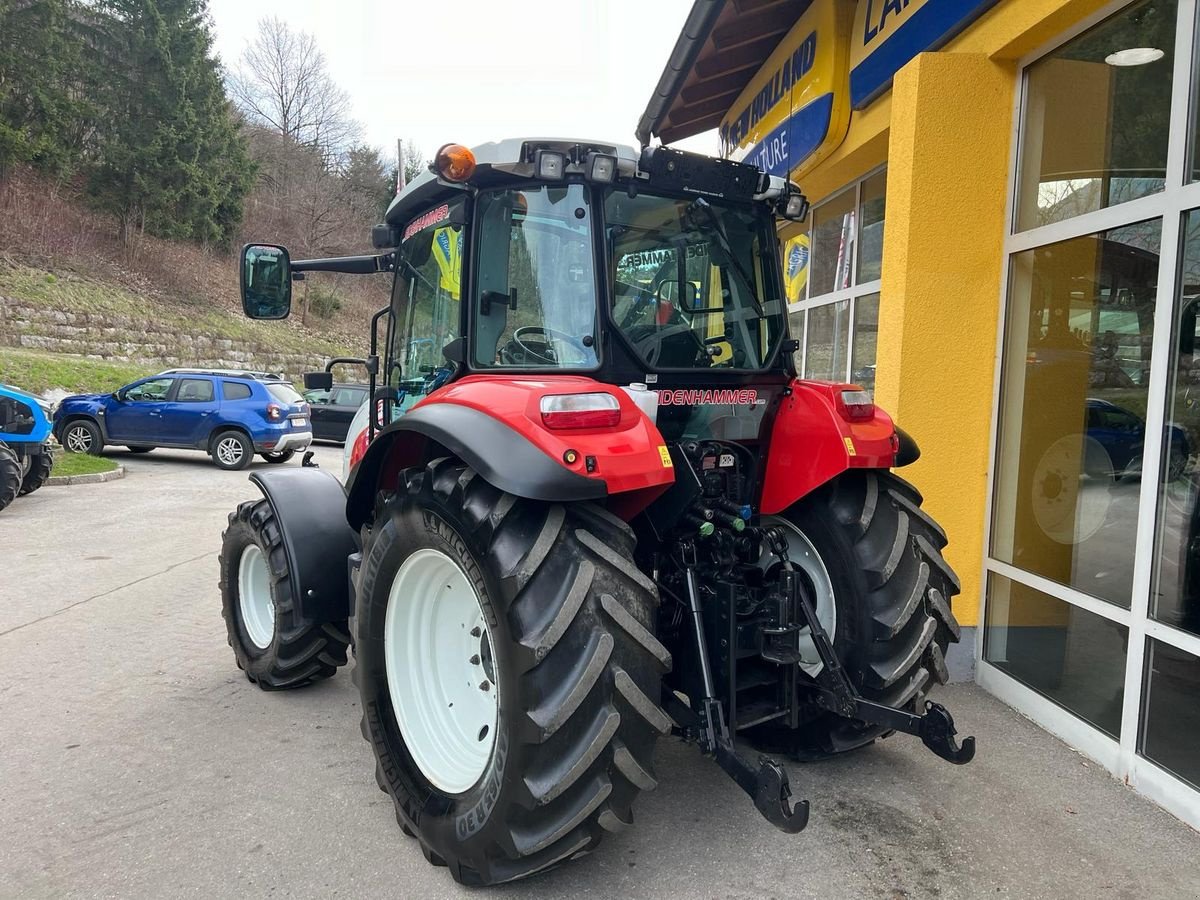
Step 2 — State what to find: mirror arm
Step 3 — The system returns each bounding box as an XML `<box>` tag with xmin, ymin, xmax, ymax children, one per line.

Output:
<box><xmin>292</xmin><ymin>253</ymin><xmax>395</xmax><ymax>276</ymax></box>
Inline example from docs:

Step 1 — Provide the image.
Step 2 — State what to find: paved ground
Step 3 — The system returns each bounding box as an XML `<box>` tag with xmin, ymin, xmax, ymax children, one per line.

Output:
<box><xmin>2</xmin><ymin>445</ymin><xmax>1199</xmax><ymax>899</ymax></box>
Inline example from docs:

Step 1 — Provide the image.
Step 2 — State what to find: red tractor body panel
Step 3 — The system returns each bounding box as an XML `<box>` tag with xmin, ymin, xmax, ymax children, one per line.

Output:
<box><xmin>758</xmin><ymin>380</ymin><xmax>897</xmax><ymax>515</ymax></box>
<box><xmin>413</xmin><ymin>375</ymin><xmax>675</xmax><ymax>507</ymax></box>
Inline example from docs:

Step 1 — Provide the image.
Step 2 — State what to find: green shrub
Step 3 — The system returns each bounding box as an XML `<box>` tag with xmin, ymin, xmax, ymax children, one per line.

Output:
<box><xmin>307</xmin><ymin>286</ymin><xmax>341</xmax><ymax>319</ymax></box>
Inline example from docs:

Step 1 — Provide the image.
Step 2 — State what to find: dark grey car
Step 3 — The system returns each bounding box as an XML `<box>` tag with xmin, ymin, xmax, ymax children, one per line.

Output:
<box><xmin>303</xmin><ymin>382</ymin><xmax>369</xmax><ymax>442</ymax></box>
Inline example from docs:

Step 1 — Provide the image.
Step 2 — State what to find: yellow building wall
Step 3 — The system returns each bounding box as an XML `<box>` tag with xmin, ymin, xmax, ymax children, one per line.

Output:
<box><xmin>790</xmin><ymin>0</ymin><xmax>1113</xmax><ymax>627</ymax></box>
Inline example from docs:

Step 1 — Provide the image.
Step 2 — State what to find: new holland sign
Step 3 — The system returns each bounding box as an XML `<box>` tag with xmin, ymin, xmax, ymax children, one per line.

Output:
<box><xmin>850</xmin><ymin>0</ymin><xmax>1000</xmax><ymax>107</ymax></box>
<box><xmin>719</xmin><ymin>0</ymin><xmax>998</xmax><ymax>177</ymax></box>
<box><xmin>718</xmin><ymin>0</ymin><xmax>853</xmax><ymax>178</ymax></box>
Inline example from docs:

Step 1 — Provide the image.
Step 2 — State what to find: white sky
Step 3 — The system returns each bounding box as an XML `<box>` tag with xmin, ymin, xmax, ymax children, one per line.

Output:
<box><xmin>207</xmin><ymin>0</ymin><xmax>719</xmax><ymax>164</ymax></box>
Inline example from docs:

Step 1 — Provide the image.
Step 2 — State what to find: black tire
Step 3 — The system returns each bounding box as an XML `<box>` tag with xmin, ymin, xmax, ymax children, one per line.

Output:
<box><xmin>0</xmin><ymin>442</ymin><xmax>20</xmax><ymax>511</ymax></box>
<box><xmin>210</xmin><ymin>429</ymin><xmax>252</xmax><ymax>470</ymax></box>
<box><xmin>62</xmin><ymin>418</ymin><xmax>103</xmax><ymax>455</ymax></box>
<box><xmin>127</xmin><ymin>446</ymin><xmax>154</xmax><ymax>454</ymax></box>
<box><xmin>750</xmin><ymin>470</ymin><xmax>961</xmax><ymax>759</ymax></box>
<box><xmin>19</xmin><ymin>450</ymin><xmax>53</xmax><ymax>495</ymax></box>
<box><xmin>218</xmin><ymin>498</ymin><xmax>351</xmax><ymax>688</ymax></box>
<box><xmin>260</xmin><ymin>450</ymin><xmax>295</xmax><ymax>464</ymax></box>
<box><xmin>355</xmin><ymin>458</ymin><xmax>671</xmax><ymax>886</ymax></box>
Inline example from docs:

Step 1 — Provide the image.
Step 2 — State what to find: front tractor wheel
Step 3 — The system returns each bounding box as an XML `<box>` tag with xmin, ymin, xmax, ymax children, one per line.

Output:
<box><xmin>751</xmin><ymin>470</ymin><xmax>962</xmax><ymax>759</ymax></box>
<box><xmin>355</xmin><ymin>459</ymin><xmax>671</xmax><ymax>886</ymax></box>
<box><xmin>218</xmin><ymin>499</ymin><xmax>350</xmax><ymax>689</ymax></box>
<box><xmin>19</xmin><ymin>451</ymin><xmax>53</xmax><ymax>496</ymax></box>
<box><xmin>0</xmin><ymin>442</ymin><xmax>21</xmax><ymax>511</ymax></box>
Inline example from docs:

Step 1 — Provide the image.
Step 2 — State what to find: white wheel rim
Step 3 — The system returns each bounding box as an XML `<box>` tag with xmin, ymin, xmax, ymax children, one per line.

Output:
<box><xmin>217</xmin><ymin>437</ymin><xmax>244</xmax><ymax>466</ymax></box>
<box><xmin>238</xmin><ymin>544</ymin><xmax>275</xmax><ymax>649</ymax></box>
<box><xmin>385</xmin><ymin>547</ymin><xmax>498</xmax><ymax>794</ymax></box>
<box><xmin>757</xmin><ymin>517</ymin><xmax>837</xmax><ymax>677</ymax></box>
<box><xmin>66</xmin><ymin>426</ymin><xmax>92</xmax><ymax>453</ymax></box>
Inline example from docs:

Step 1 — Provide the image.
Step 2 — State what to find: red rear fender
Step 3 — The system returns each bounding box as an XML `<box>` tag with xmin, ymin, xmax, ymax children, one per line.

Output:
<box><xmin>759</xmin><ymin>380</ymin><xmax>896</xmax><ymax>515</ymax></box>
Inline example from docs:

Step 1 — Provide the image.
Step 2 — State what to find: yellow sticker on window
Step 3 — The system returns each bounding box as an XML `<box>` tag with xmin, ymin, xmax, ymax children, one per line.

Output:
<box><xmin>843</xmin><ymin>436</ymin><xmax>857</xmax><ymax>457</ymax></box>
<box><xmin>658</xmin><ymin>445</ymin><xmax>673</xmax><ymax>467</ymax></box>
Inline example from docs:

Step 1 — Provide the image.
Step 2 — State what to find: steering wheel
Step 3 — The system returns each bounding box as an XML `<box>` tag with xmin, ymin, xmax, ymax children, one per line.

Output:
<box><xmin>507</xmin><ymin>326</ymin><xmax>592</xmax><ymax>366</ymax></box>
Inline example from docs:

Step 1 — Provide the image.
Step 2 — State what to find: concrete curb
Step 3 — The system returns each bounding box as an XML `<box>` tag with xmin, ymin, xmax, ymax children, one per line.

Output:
<box><xmin>46</xmin><ymin>464</ymin><xmax>125</xmax><ymax>486</ymax></box>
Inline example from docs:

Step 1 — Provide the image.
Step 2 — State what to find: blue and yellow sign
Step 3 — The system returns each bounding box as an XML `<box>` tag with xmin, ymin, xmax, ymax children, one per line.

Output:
<box><xmin>719</xmin><ymin>0</ymin><xmax>853</xmax><ymax>178</ymax></box>
<box><xmin>783</xmin><ymin>234</ymin><xmax>810</xmax><ymax>302</ymax></box>
<box><xmin>850</xmin><ymin>0</ymin><xmax>999</xmax><ymax>108</ymax></box>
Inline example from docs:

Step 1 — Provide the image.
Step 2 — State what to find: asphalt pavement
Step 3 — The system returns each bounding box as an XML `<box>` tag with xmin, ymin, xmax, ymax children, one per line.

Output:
<box><xmin>2</xmin><ymin>444</ymin><xmax>1198</xmax><ymax>899</ymax></box>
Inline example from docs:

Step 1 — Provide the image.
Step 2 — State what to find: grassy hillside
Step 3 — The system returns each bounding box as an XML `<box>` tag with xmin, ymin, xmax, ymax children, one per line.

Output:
<box><xmin>0</xmin><ymin>347</ymin><xmax>150</xmax><ymax>395</ymax></box>
<box><xmin>0</xmin><ymin>262</ymin><xmax>359</xmax><ymax>359</ymax></box>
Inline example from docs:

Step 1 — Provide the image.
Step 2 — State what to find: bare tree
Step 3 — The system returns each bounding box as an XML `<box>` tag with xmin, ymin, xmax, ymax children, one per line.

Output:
<box><xmin>229</xmin><ymin>17</ymin><xmax>360</xmax><ymax>160</ymax></box>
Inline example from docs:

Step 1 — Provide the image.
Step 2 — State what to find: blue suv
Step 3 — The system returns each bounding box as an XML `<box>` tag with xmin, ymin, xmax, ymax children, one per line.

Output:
<box><xmin>53</xmin><ymin>368</ymin><xmax>312</xmax><ymax>470</ymax></box>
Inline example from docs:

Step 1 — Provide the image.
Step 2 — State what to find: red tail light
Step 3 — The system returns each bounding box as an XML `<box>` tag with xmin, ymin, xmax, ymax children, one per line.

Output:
<box><xmin>349</xmin><ymin>427</ymin><xmax>370</xmax><ymax>470</ymax></box>
<box><xmin>266</xmin><ymin>403</ymin><xmax>284</xmax><ymax>421</ymax></box>
<box><xmin>539</xmin><ymin>393</ymin><xmax>621</xmax><ymax>430</ymax></box>
<box><xmin>835</xmin><ymin>388</ymin><xmax>875</xmax><ymax>422</ymax></box>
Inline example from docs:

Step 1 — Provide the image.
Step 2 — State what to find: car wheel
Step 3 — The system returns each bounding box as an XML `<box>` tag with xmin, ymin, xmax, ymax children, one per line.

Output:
<box><xmin>260</xmin><ymin>450</ymin><xmax>295</xmax><ymax>465</ymax></box>
<box><xmin>63</xmin><ymin>419</ymin><xmax>103</xmax><ymax>455</ymax></box>
<box><xmin>211</xmin><ymin>430</ymin><xmax>253</xmax><ymax>470</ymax></box>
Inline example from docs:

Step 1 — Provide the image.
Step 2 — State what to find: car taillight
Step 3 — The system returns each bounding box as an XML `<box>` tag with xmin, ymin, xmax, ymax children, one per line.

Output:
<box><xmin>349</xmin><ymin>427</ymin><xmax>370</xmax><ymax>470</ymax></box>
<box><xmin>836</xmin><ymin>389</ymin><xmax>875</xmax><ymax>422</ymax></box>
<box><xmin>539</xmin><ymin>393</ymin><xmax>621</xmax><ymax>430</ymax></box>
<box><xmin>267</xmin><ymin>403</ymin><xmax>284</xmax><ymax>421</ymax></box>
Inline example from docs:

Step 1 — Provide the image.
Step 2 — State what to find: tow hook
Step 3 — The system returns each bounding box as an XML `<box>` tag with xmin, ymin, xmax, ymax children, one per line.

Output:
<box><xmin>302</xmin><ymin>451</ymin><xmax>318</xmax><ymax>468</ymax></box>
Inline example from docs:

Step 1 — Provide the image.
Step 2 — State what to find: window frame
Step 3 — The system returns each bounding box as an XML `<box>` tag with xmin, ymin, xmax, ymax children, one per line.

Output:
<box><xmin>786</xmin><ymin>164</ymin><xmax>887</xmax><ymax>384</ymax></box>
<box><xmin>980</xmin><ymin>0</ymin><xmax>1200</xmax><ymax>831</ymax></box>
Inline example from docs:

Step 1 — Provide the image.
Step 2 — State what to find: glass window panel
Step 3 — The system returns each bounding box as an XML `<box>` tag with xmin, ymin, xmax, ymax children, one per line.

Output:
<box><xmin>788</xmin><ymin>307</ymin><xmax>806</xmax><ymax>370</ymax></box>
<box><xmin>1016</xmin><ymin>0</ymin><xmax>1176</xmax><ymax>231</ymax></box>
<box><xmin>851</xmin><ymin>293</ymin><xmax>880</xmax><ymax>393</ymax></box>
<box><xmin>809</xmin><ymin>188</ymin><xmax>855</xmax><ymax>298</ymax></box>
<box><xmin>992</xmin><ymin>221</ymin><xmax>1161</xmax><ymax>608</ymax></box>
<box><xmin>857</xmin><ymin>171</ymin><xmax>886</xmax><ymax>283</ymax></box>
<box><xmin>804</xmin><ymin>300</ymin><xmax>850</xmax><ymax>380</ymax></box>
<box><xmin>1140</xmin><ymin>637</ymin><xmax>1200</xmax><ymax>788</ymax></box>
<box><xmin>984</xmin><ymin>573</ymin><xmax>1127</xmax><ymax>737</ymax></box>
<box><xmin>782</xmin><ymin>229</ymin><xmax>810</xmax><ymax>304</ymax></box>
<box><xmin>1152</xmin><ymin>210</ymin><xmax>1200</xmax><ymax>635</ymax></box>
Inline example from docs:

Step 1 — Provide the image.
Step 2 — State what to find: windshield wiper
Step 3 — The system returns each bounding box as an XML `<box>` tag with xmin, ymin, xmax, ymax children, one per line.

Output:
<box><xmin>686</xmin><ymin>198</ymin><xmax>765</xmax><ymax>318</ymax></box>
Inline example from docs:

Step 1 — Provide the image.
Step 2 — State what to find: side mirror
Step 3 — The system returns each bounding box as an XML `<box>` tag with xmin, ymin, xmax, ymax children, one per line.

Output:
<box><xmin>241</xmin><ymin>243</ymin><xmax>292</xmax><ymax>319</ymax></box>
<box><xmin>111</xmin><ymin>390</ymin><xmax>124</xmax><ymax>402</ymax></box>
<box><xmin>304</xmin><ymin>371</ymin><xmax>333</xmax><ymax>391</ymax></box>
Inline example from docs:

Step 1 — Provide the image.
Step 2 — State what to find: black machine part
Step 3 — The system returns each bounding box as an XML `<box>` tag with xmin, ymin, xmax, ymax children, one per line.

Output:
<box><xmin>658</xmin><ymin>444</ymin><xmax>973</xmax><ymax>834</ymax></box>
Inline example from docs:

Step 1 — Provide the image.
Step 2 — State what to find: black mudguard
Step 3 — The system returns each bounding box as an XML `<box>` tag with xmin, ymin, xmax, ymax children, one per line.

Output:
<box><xmin>345</xmin><ymin>402</ymin><xmax>605</xmax><ymax>530</ymax></box>
<box><xmin>249</xmin><ymin>467</ymin><xmax>356</xmax><ymax>624</ymax></box>
<box><xmin>894</xmin><ymin>426</ymin><xmax>921</xmax><ymax>467</ymax></box>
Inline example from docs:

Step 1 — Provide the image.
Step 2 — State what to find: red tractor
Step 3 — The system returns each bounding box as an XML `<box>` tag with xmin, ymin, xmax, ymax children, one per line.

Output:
<box><xmin>220</xmin><ymin>139</ymin><xmax>973</xmax><ymax>885</ymax></box>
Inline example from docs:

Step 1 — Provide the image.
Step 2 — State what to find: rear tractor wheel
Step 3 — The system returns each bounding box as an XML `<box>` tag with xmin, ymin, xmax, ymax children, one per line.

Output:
<box><xmin>355</xmin><ymin>459</ymin><xmax>671</xmax><ymax>885</ymax></box>
<box><xmin>749</xmin><ymin>470</ymin><xmax>962</xmax><ymax>759</ymax></box>
<box><xmin>218</xmin><ymin>499</ymin><xmax>350</xmax><ymax>688</ymax></box>
<box><xmin>0</xmin><ymin>442</ymin><xmax>21</xmax><ymax>511</ymax></box>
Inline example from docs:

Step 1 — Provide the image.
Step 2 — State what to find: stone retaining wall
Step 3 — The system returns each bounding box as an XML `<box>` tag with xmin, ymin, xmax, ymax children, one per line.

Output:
<box><xmin>0</xmin><ymin>297</ymin><xmax>328</xmax><ymax>381</ymax></box>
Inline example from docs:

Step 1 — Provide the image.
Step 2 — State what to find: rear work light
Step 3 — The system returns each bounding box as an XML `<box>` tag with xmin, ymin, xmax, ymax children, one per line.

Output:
<box><xmin>266</xmin><ymin>403</ymin><xmax>284</xmax><ymax>421</ymax></box>
<box><xmin>836</xmin><ymin>389</ymin><xmax>875</xmax><ymax>422</ymax></box>
<box><xmin>539</xmin><ymin>393</ymin><xmax>621</xmax><ymax>430</ymax></box>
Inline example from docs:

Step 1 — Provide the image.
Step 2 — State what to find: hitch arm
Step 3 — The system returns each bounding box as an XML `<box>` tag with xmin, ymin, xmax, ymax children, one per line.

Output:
<box><xmin>766</xmin><ymin>527</ymin><xmax>976</xmax><ymax>767</ymax></box>
<box><xmin>677</xmin><ymin>547</ymin><xmax>809</xmax><ymax>834</ymax></box>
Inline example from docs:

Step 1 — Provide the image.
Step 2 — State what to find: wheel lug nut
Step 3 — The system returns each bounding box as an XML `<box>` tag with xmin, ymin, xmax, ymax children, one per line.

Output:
<box><xmin>469</xmin><ymin>654</ymin><xmax>480</xmax><ymax>665</ymax></box>
<box><xmin>479</xmin><ymin>680</ymin><xmax>490</xmax><ymax>692</ymax></box>
<box><xmin>470</xmin><ymin>626</ymin><xmax>481</xmax><ymax>637</ymax></box>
